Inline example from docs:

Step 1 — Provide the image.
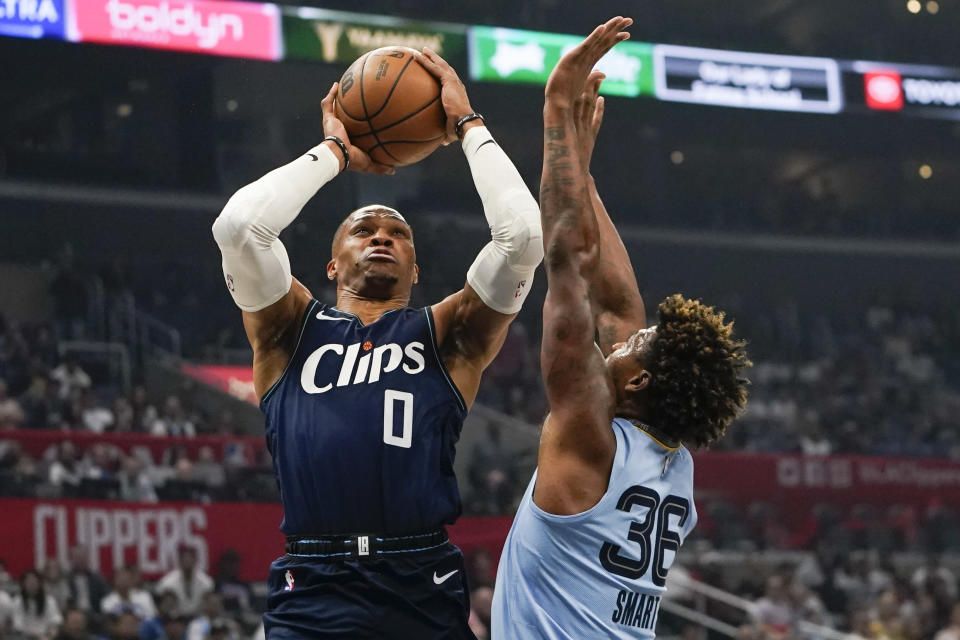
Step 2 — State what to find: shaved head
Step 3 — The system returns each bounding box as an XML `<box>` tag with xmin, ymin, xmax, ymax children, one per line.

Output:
<box><xmin>332</xmin><ymin>204</ymin><xmax>411</xmax><ymax>256</ymax></box>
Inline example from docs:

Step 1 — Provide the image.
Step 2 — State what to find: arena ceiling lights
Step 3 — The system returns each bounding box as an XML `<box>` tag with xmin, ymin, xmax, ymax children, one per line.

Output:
<box><xmin>4</xmin><ymin>0</ymin><xmax>960</xmax><ymax>120</ymax></box>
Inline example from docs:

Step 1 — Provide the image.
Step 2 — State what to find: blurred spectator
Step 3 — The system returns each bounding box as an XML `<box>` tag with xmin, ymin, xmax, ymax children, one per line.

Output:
<box><xmin>155</xmin><ymin>546</ymin><xmax>213</xmax><ymax>618</ymax></box>
<box><xmin>465</xmin><ymin>548</ymin><xmax>495</xmax><ymax>590</ymax></box>
<box><xmin>869</xmin><ymin>587</ymin><xmax>913</xmax><ymax>640</ymax></box>
<box><xmin>108</xmin><ymin>610</ymin><xmax>142</xmax><ymax>640</ymax></box>
<box><xmin>139</xmin><ymin>590</ymin><xmax>179</xmax><ymax>640</ymax></box>
<box><xmin>80</xmin><ymin>442</ymin><xmax>121</xmax><ymax>480</ymax></box>
<box><xmin>186</xmin><ymin>592</ymin><xmax>239</xmax><ymax>640</ymax></box>
<box><xmin>162</xmin><ymin>615</ymin><xmax>188</xmax><ymax>640</ymax></box>
<box><xmin>936</xmin><ymin>603</ymin><xmax>960</xmax><ymax>640</ymax></box>
<box><xmin>790</xmin><ymin>582</ymin><xmax>829</xmax><ymax>627</ymax></box>
<box><xmin>209</xmin><ymin>616</ymin><xmax>240</xmax><ymax>640</ymax></box>
<box><xmin>0</xmin><ymin>587</ymin><xmax>12</xmax><ymax>635</ymax></box>
<box><xmin>192</xmin><ymin>446</ymin><xmax>225</xmax><ymax>488</ymax></box>
<box><xmin>79</xmin><ymin>390</ymin><xmax>114</xmax><ymax>433</ymax></box>
<box><xmin>117</xmin><ymin>455</ymin><xmax>158</xmax><ymax>503</ymax></box>
<box><xmin>0</xmin><ymin>380</ymin><xmax>25</xmax><ymax>429</ymax></box>
<box><xmin>65</xmin><ymin>545</ymin><xmax>110</xmax><ymax>615</ymax></box>
<box><xmin>753</xmin><ymin>574</ymin><xmax>796</xmax><ymax>637</ymax></box>
<box><xmin>49</xmin><ymin>442</ymin><xmax>81</xmax><ymax>496</ymax></box>
<box><xmin>100</xmin><ymin>565</ymin><xmax>157</xmax><ymax>621</ymax></box>
<box><xmin>151</xmin><ymin>395</ymin><xmax>196</xmax><ymax>437</ymax></box>
<box><xmin>12</xmin><ymin>568</ymin><xmax>63</xmax><ymax>639</ymax></box>
<box><xmin>112</xmin><ymin>397</ymin><xmax>134</xmax><ymax>432</ymax></box>
<box><xmin>912</xmin><ymin>557</ymin><xmax>958</xmax><ymax>601</ymax></box>
<box><xmin>50</xmin><ymin>356</ymin><xmax>92</xmax><ymax>401</ymax></box>
<box><xmin>52</xmin><ymin>608</ymin><xmax>97</xmax><ymax>640</ymax></box>
<box><xmin>464</xmin><ymin>468</ymin><xmax>515</xmax><ymax>516</ymax></box>
<box><xmin>468</xmin><ymin>586</ymin><xmax>493</xmax><ymax>640</ymax></box>
<box><xmin>798</xmin><ymin>424</ymin><xmax>832</xmax><ymax>456</ymax></box>
<box><xmin>128</xmin><ymin>386</ymin><xmax>158</xmax><ymax>432</ymax></box>
<box><xmin>214</xmin><ymin>551</ymin><xmax>251</xmax><ymax>616</ymax></box>
<box><xmin>42</xmin><ymin>560</ymin><xmax>70</xmax><ymax>613</ymax></box>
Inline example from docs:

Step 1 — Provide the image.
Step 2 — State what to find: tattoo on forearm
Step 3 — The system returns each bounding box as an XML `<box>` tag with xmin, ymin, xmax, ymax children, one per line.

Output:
<box><xmin>541</xmin><ymin>125</ymin><xmax>578</xmax><ymax>222</ymax></box>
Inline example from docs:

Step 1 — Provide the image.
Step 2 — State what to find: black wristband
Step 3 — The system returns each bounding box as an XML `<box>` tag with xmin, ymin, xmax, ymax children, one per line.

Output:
<box><xmin>455</xmin><ymin>113</ymin><xmax>484</xmax><ymax>139</ymax></box>
<box><xmin>322</xmin><ymin>135</ymin><xmax>350</xmax><ymax>171</ymax></box>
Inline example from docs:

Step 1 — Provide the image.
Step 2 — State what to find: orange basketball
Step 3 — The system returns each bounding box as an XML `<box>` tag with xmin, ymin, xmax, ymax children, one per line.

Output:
<box><xmin>334</xmin><ymin>47</ymin><xmax>446</xmax><ymax>168</ymax></box>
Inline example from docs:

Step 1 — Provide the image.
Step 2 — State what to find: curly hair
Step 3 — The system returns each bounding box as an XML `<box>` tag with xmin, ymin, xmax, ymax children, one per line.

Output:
<box><xmin>646</xmin><ymin>294</ymin><xmax>751</xmax><ymax>448</ymax></box>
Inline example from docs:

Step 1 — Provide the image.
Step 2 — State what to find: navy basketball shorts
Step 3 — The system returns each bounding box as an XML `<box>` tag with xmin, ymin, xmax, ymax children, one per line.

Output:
<box><xmin>264</xmin><ymin>541</ymin><xmax>477</xmax><ymax>639</ymax></box>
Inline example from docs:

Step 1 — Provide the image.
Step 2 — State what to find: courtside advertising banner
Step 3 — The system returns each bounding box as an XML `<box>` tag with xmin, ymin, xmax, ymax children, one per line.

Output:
<box><xmin>282</xmin><ymin>6</ymin><xmax>466</xmax><ymax>65</ymax></box>
<box><xmin>0</xmin><ymin>0</ymin><xmax>66</xmax><ymax>40</ymax></box>
<box><xmin>844</xmin><ymin>59</ymin><xmax>960</xmax><ymax>121</ymax></box>
<box><xmin>180</xmin><ymin>363</ymin><xmax>258</xmax><ymax>405</ymax></box>
<box><xmin>0</xmin><ymin>498</ymin><xmax>513</xmax><ymax>581</ymax></box>
<box><xmin>69</xmin><ymin>0</ymin><xmax>281</xmax><ymax>59</ymax></box>
<box><xmin>468</xmin><ymin>25</ymin><xmax>654</xmax><ymax>97</ymax></box>
<box><xmin>654</xmin><ymin>43</ymin><xmax>843</xmax><ymax>114</ymax></box>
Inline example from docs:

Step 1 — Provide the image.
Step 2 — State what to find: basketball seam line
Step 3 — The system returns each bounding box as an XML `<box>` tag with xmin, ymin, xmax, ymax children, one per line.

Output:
<box><xmin>347</xmin><ymin>94</ymin><xmax>442</xmax><ymax>140</ymax></box>
<box><xmin>336</xmin><ymin>88</ymin><xmax>365</xmax><ymax>122</ymax></box>
<box><xmin>364</xmin><ymin>135</ymin><xmax>446</xmax><ymax>155</ymax></box>
<box><xmin>365</xmin><ymin>55</ymin><xmax>416</xmax><ymax>121</ymax></box>
<box><xmin>359</xmin><ymin>52</ymin><xmax>371</xmax><ymax>122</ymax></box>
<box><xmin>357</xmin><ymin>53</ymin><xmax>396</xmax><ymax>163</ymax></box>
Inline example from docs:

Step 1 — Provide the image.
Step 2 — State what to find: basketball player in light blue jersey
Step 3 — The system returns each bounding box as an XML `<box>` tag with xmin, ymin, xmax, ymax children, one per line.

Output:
<box><xmin>491</xmin><ymin>18</ymin><xmax>751</xmax><ymax>639</ymax></box>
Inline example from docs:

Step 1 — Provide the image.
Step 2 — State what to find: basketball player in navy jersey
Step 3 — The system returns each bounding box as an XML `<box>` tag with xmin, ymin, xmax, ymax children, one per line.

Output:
<box><xmin>491</xmin><ymin>19</ymin><xmax>751</xmax><ymax>638</ymax></box>
<box><xmin>212</xmin><ymin>49</ymin><xmax>542</xmax><ymax>639</ymax></box>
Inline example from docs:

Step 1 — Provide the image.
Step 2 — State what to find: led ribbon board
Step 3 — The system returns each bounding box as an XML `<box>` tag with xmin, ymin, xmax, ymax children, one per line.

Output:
<box><xmin>0</xmin><ymin>0</ymin><xmax>66</xmax><ymax>40</ymax></box>
<box><xmin>282</xmin><ymin>6</ymin><xmax>466</xmax><ymax>64</ymax></box>
<box><xmin>71</xmin><ymin>0</ymin><xmax>282</xmax><ymax>60</ymax></box>
<box><xmin>847</xmin><ymin>59</ymin><xmax>960</xmax><ymax>121</ymax></box>
<box><xmin>468</xmin><ymin>25</ymin><xmax>654</xmax><ymax>98</ymax></box>
<box><xmin>654</xmin><ymin>44</ymin><xmax>843</xmax><ymax>114</ymax></box>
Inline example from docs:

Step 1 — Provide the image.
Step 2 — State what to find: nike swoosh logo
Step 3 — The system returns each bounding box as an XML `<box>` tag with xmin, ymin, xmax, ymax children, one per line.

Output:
<box><xmin>316</xmin><ymin>310</ymin><xmax>351</xmax><ymax>321</ymax></box>
<box><xmin>307</xmin><ymin>153</ymin><xmax>319</xmax><ymax>161</ymax></box>
<box><xmin>433</xmin><ymin>570</ymin><xmax>458</xmax><ymax>585</ymax></box>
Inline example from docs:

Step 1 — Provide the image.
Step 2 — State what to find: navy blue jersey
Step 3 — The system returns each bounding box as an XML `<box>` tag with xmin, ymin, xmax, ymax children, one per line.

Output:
<box><xmin>261</xmin><ymin>301</ymin><xmax>468</xmax><ymax>536</ymax></box>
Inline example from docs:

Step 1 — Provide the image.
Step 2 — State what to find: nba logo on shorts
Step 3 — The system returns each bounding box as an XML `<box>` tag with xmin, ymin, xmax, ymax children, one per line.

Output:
<box><xmin>284</xmin><ymin>570</ymin><xmax>295</xmax><ymax>591</ymax></box>
<box><xmin>225</xmin><ymin>274</ymin><xmax>235</xmax><ymax>291</ymax></box>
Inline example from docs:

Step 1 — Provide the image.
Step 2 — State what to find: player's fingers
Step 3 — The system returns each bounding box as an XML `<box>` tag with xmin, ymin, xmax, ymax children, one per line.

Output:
<box><xmin>573</xmin><ymin>94</ymin><xmax>587</xmax><ymax>126</ymax></box>
<box><xmin>354</xmin><ymin>148</ymin><xmax>395</xmax><ymax>175</ymax></box>
<box><xmin>587</xmin><ymin>71</ymin><xmax>606</xmax><ymax>95</ymax></box>
<box><xmin>372</xmin><ymin>163</ymin><xmax>396</xmax><ymax>175</ymax></box>
<box><xmin>320</xmin><ymin>82</ymin><xmax>338</xmax><ymax>114</ymax></box>
<box><xmin>597</xmin><ymin>17</ymin><xmax>631</xmax><ymax>49</ymax></box>
<box><xmin>413</xmin><ymin>51</ymin><xmax>443</xmax><ymax>79</ymax></box>
<box><xmin>593</xmin><ymin>96</ymin><xmax>605</xmax><ymax>131</ymax></box>
<box><xmin>422</xmin><ymin>47</ymin><xmax>454</xmax><ymax>75</ymax></box>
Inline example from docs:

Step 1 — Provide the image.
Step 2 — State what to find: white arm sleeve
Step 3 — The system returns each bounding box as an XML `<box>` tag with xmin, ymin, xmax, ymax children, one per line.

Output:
<box><xmin>212</xmin><ymin>144</ymin><xmax>340</xmax><ymax>312</ymax></box>
<box><xmin>462</xmin><ymin>126</ymin><xmax>544</xmax><ymax>315</ymax></box>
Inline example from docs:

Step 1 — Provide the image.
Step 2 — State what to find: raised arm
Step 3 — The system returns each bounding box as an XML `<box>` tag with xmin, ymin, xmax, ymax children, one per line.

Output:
<box><xmin>212</xmin><ymin>83</ymin><xmax>392</xmax><ymax>399</ymax></box>
<box><xmin>572</xmin><ymin>74</ymin><xmax>646</xmax><ymax>355</ymax></box>
<box><xmin>534</xmin><ymin>18</ymin><xmax>633</xmax><ymax>515</ymax></box>
<box><xmin>414</xmin><ymin>48</ymin><xmax>544</xmax><ymax>408</ymax></box>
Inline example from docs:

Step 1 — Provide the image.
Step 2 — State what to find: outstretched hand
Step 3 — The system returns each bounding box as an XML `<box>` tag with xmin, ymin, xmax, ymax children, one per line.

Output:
<box><xmin>545</xmin><ymin>16</ymin><xmax>631</xmax><ymax>109</ymax></box>
<box><xmin>320</xmin><ymin>83</ymin><xmax>395</xmax><ymax>175</ymax></box>
<box><xmin>413</xmin><ymin>48</ymin><xmax>474</xmax><ymax>144</ymax></box>
<box><xmin>573</xmin><ymin>70</ymin><xmax>606</xmax><ymax>173</ymax></box>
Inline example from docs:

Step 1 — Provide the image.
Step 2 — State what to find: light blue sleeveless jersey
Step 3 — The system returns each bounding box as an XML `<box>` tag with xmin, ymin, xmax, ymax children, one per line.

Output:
<box><xmin>491</xmin><ymin>418</ymin><xmax>697</xmax><ymax>639</ymax></box>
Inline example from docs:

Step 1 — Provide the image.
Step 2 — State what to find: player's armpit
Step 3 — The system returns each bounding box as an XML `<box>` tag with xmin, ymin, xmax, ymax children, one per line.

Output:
<box><xmin>429</xmin><ymin>285</ymin><xmax>516</xmax><ymax>409</ymax></box>
<box><xmin>241</xmin><ymin>278</ymin><xmax>314</xmax><ymax>401</ymax></box>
